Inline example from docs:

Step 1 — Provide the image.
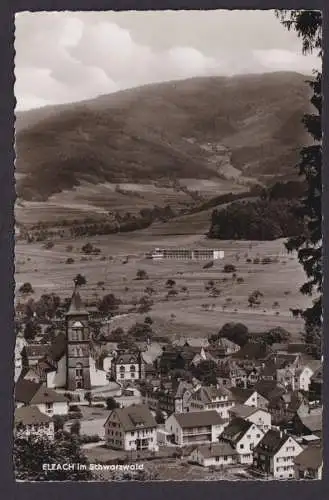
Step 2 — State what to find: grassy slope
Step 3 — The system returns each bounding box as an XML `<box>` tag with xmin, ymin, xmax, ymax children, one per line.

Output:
<box><xmin>15</xmin><ymin>72</ymin><xmax>311</xmax><ymax>205</ymax></box>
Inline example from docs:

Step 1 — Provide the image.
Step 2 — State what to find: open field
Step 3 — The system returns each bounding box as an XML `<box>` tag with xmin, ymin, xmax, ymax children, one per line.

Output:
<box><xmin>15</xmin><ymin>230</ymin><xmax>310</xmax><ymax>339</ymax></box>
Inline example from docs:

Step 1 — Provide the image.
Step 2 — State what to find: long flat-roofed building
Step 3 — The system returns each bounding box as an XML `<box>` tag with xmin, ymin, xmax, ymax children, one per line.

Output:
<box><xmin>150</xmin><ymin>248</ymin><xmax>224</xmax><ymax>261</ymax></box>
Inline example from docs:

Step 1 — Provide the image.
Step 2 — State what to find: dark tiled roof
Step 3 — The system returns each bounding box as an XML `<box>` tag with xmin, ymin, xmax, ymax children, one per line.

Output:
<box><xmin>105</xmin><ymin>404</ymin><xmax>157</xmax><ymax>432</ymax></box>
<box><xmin>15</xmin><ymin>406</ymin><xmax>52</xmax><ymax>426</ymax></box>
<box><xmin>192</xmin><ymin>441</ymin><xmax>238</xmax><ymax>458</ymax></box>
<box><xmin>30</xmin><ymin>385</ymin><xmax>68</xmax><ymax>404</ymax></box>
<box><xmin>229</xmin><ymin>404</ymin><xmax>260</xmax><ymax>419</ymax></box>
<box><xmin>229</xmin><ymin>387</ymin><xmax>256</xmax><ymax>403</ymax></box>
<box><xmin>221</xmin><ymin>417</ymin><xmax>253</xmax><ymax>443</ymax></box>
<box><xmin>23</xmin><ymin>345</ymin><xmax>49</xmax><ymax>358</ymax></box>
<box><xmin>255</xmin><ymin>380</ymin><xmax>286</xmax><ymax>401</ymax></box>
<box><xmin>15</xmin><ymin>379</ymin><xmax>67</xmax><ymax>404</ymax></box>
<box><xmin>115</xmin><ymin>352</ymin><xmax>140</xmax><ymax>364</ymax></box>
<box><xmin>15</xmin><ymin>379</ymin><xmax>42</xmax><ymax>404</ymax></box>
<box><xmin>254</xmin><ymin>429</ymin><xmax>289</xmax><ymax>456</ymax></box>
<box><xmin>173</xmin><ymin>410</ymin><xmax>225</xmax><ymax>428</ymax></box>
<box><xmin>231</xmin><ymin>342</ymin><xmax>271</xmax><ymax>360</ymax></box>
<box><xmin>192</xmin><ymin>385</ymin><xmax>227</xmax><ymax>403</ymax></box>
<box><xmin>295</xmin><ymin>446</ymin><xmax>323</xmax><ymax>470</ymax></box>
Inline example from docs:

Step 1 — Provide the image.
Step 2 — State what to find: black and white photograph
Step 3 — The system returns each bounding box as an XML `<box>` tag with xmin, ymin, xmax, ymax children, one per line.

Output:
<box><xmin>13</xmin><ymin>9</ymin><xmax>323</xmax><ymax>481</ymax></box>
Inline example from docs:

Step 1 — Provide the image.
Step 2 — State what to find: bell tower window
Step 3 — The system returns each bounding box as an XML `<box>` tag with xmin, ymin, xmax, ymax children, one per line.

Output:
<box><xmin>75</xmin><ymin>363</ymin><xmax>84</xmax><ymax>389</ymax></box>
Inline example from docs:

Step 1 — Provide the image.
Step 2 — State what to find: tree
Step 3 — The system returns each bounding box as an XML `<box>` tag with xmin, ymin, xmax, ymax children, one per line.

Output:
<box><xmin>74</xmin><ymin>274</ymin><xmax>87</xmax><ymax>287</ymax></box>
<box><xmin>81</xmin><ymin>242</ymin><xmax>94</xmax><ymax>254</ymax></box>
<box><xmin>106</xmin><ymin>397</ymin><xmax>119</xmax><ymax>410</ymax></box>
<box><xmin>144</xmin><ymin>316</ymin><xmax>153</xmax><ymax>325</ymax></box>
<box><xmin>23</xmin><ymin>320</ymin><xmax>40</xmax><ymax>341</ymax></box>
<box><xmin>166</xmin><ymin>279</ymin><xmax>176</xmax><ymax>288</ymax></box>
<box><xmin>155</xmin><ymin>410</ymin><xmax>165</xmax><ymax>424</ymax></box>
<box><xmin>14</xmin><ymin>434</ymin><xmax>93</xmax><ymax>480</ymax></box>
<box><xmin>99</xmin><ymin>293</ymin><xmax>121</xmax><ymax>314</ymax></box>
<box><xmin>70</xmin><ymin>420</ymin><xmax>81</xmax><ymax>436</ymax></box>
<box><xmin>136</xmin><ymin>269</ymin><xmax>148</xmax><ymax>280</ymax></box>
<box><xmin>223</xmin><ymin>264</ymin><xmax>236</xmax><ymax>273</ymax></box>
<box><xmin>218</xmin><ymin>322</ymin><xmax>250</xmax><ymax>347</ymax></box>
<box><xmin>248</xmin><ymin>290</ymin><xmax>263</xmax><ymax>308</ymax></box>
<box><xmin>276</xmin><ymin>10</ymin><xmax>322</xmax><ymax>333</ymax></box>
<box><xmin>19</xmin><ymin>282</ymin><xmax>34</xmax><ymax>294</ymax></box>
<box><xmin>85</xmin><ymin>391</ymin><xmax>92</xmax><ymax>406</ymax></box>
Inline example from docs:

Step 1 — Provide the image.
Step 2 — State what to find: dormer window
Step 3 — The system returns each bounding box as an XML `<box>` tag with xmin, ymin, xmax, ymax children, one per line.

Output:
<box><xmin>71</xmin><ymin>321</ymin><xmax>84</xmax><ymax>341</ymax></box>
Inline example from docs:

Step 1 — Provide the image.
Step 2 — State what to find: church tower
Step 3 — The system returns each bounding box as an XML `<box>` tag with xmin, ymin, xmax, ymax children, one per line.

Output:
<box><xmin>65</xmin><ymin>286</ymin><xmax>91</xmax><ymax>391</ymax></box>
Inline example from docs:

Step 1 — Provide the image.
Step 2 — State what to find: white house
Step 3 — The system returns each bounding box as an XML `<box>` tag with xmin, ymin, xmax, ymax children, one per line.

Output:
<box><xmin>15</xmin><ymin>379</ymin><xmax>69</xmax><ymax>416</ymax></box>
<box><xmin>189</xmin><ymin>442</ymin><xmax>238</xmax><ymax>467</ymax></box>
<box><xmin>14</xmin><ymin>406</ymin><xmax>55</xmax><ymax>441</ymax></box>
<box><xmin>229</xmin><ymin>404</ymin><xmax>271</xmax><ymax>433</ymax></box>
<box><xmin>220</xmin><ymin>417</ymin><xmax>264</xmax><ymax>464</ymax></box>
<box><xmin>253</xmin><ymin>429</ymin><xmax>303</xmax><ymax>479</ymax></box>
<box><xmin>111</xmin><ymin>351</ymin><xmax>145</xmax><ymax>382</ymax></box>
<box><xmin>104</xmin><ymin>404</ymin><xmax>158</xmax><ymax>452</ymax></box>
<box><xmin>187</xmin><ymin>385</ymin><xmax>234</xmax><ymax>419</ymax></box>
<box><xmin>165</xmin><ymin>410</ymin><xmax>225</xmax><ymax>447</ymax></box>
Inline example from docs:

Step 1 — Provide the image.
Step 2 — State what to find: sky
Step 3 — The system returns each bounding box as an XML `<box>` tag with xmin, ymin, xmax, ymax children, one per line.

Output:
<box><xmin>14</xmin><ymin>10</ymin><xmax>321</xmax><ymax>111</ymax></box>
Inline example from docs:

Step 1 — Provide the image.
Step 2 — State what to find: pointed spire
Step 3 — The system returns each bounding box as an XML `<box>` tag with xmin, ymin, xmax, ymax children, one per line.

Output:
<box><xmin>66</xmin><ymin>285</ymin><xmax>89</xmax><ymax>316</ymax></box>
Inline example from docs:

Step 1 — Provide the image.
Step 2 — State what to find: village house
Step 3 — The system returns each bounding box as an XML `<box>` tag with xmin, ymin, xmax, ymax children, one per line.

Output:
<box><xmin>15</xmin><ymin>379</ymin><xmax>69</xmax><ymax>416</ymax></box>
<box><xmin>111</xmin><ymin>350</ymin><xmax>145</xmax><ymax>382</ymax></box>
<box><xmin>187</xmin><ymin>385</ymin><xmax>233</xmax><ymax>419</ymax></box>
<box><xmin>104</xmin><ymin>404</ymin><xmax>158</xmax><ymax>452</ymax></box>
<box><xmin>253</xmin><ymin>429</ymin><xmax>303</xmax><ymax>479</ymax></box>
<box><xmin>293</xmin><ymin>366</ymin><xmax>314</xmax><ymax>392</ymax></box>
<box><xmin>21</xmin><ymin>344</ymin><xmax>49</xmax><ymax>368</ymax></box>
<box><xmin>188</xmin><ymin>442</ymin><xmax>238</xmax><ymax>467</ymax></box>
<box><xmin>191</xmin><ymin>347</ymin><xmax>217</xmax><ymax>367</ymax></box>
<box><xmin>229</xmin><ymin>404</ymin><xmax>271</xmax><ymax>433</ymax></box>
<box><xmin>220</xmin><ymin>417</ymin><xmax>264</xmax><ymax>464</ymax></box>
<box><xmin>14</xmin><ymin>406</ymin><xmax>55</xmax><ymax>441</ymax></box>
<box><xmin>231</xmin><ymin>342</ymin><xmax>272</xmax><ymax>371</ymax></box>
<box><xmin>157</xmin><ymin>379</ymin><xmax>200</xmax><ymax>415</ymax></box>
<box><xmin>114</xmin><ymin>387</ymin><xmax>143</xmax><ymax>408</ymax></box>
<box><xmin>294</xmin><ymin>445</ymin><xmax>323</xmax><ymax>480</ymax></box>
<box><xmin>217</xmin><ymin>359</ymin><xmax>248</xmax><ymax>388</ymax></box>
<box><xmin>165</xmin><ymin>410</ymin><xmax>225</xmax><ymax>446</ymax></box>
<box><xmin>229</xmin><ymin>387</ymin><xmax>269</xmax><ymax>410</ymax></box>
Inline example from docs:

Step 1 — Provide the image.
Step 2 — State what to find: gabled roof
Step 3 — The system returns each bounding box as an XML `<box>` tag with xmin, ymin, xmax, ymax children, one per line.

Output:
<box><xmin>295</xmin><ymin>445</ymin><xmax>323</xmax><ymax>470</ymax></box>
<box><xmin>173</xmin><ymin>410</ymin><xmax>225</xmax><ymax>429</ymax></box>
<box><xmin>255</xmin><ymin>380</ymin><xmax>286</xmax><ymax>401</ymax></box>
<box><xmin>66</xmin><ymin>286</ymin><xmax>89</xmax><ymax>316</ymax></box>
<box><xmin>115</xmin><ymin>352</ymin><xmax>140</xmax><ymax>364</ymax></box>
<box><xmin>299</xmin><ymin>412</ymin><xmax>322</xmax><ymax>432</ymax></box>
<box><xmin>22</xmin><ymin>344</ymin><xmax>49</xmax><ymax>358</ymax></box>
<box><xmin>15</xmin><ymin>379</ymin><xmax>43</xmax><ymax>404</ymax></box>
<box><xmin>229</xmin><ymin>404</ymin><xmax>264</xmax><ymax>419</ymax></box>
<box><xmin>221</xmin><ymin>417</ymin><xmax>254</xmax><ymax>443</ymax></box>
<box><xmin>105</xmin><ymin>404</ymin><xmax>157</xmax><ymax>431</ymax></box>
<box><xmin>231</xmin><ymin>342</ymin><xmax>271</xmax><ymax>361</ymax></box>
<box><xmin>229</xmin><ymin>387</ymin><xmax>258</xmax><ymax>403</ymax></box>
<box><xmin>15</xmin><ymin>406</ymin><xmax>52</xmax><ymax>426</ymax></box>
<box><xmin>192</xmin><ymin>385</ymin><xmax>228</xmax><ymax>404</ymax></box>
<box><xmin>192</xmin><ymin>441</ymin><xmax>238</xmax><ymax>459</ymax></box>
<box><xmin>254</xmin><ymin>429</ymin><xmax>291</xmax><ymax>456</ymax></box>
<box><xmin>15</xmin><ymin>379</ymin><xmax>68</xmax><ymax>405</ymax></box>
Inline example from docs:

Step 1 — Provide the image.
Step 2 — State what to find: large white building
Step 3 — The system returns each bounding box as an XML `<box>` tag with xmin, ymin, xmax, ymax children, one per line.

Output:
<box><xmin>149</xmin><ymin>248</ymin><xmax>224</xmax><ymax>261</ymax></box>
<box><xmin>104</xmin><ymin>404</ymin><xmax>158</xmax><ymax>452</ymax></box>
<box><xmin>165</xmin><ymin>410</ymin><xmax>225</xmax><ymax>446</ymax></box>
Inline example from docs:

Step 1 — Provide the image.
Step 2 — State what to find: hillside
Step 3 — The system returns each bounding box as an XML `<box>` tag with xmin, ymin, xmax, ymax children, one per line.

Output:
<box><xmin>15</xmin><ymin>72</ymin><xmax>312</xmax><ymax>207</ymax></box>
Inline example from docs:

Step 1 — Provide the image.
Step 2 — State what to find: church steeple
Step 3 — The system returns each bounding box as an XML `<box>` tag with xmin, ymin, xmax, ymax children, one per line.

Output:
<box><xmin>66</xmin><ymin>285</ymin><xmax>89</xmax><ymax>316</ymax></box>
<box><xmin>65</xmin><ymin>284</ymin><xmax>91</xmax><ymax>391</ymax></box>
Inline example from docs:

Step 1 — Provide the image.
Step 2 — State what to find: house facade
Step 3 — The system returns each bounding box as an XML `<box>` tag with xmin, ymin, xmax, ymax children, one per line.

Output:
<box><xmin>104</xmin><ymin>404</ymin><xmax>158</xmax><ymax>451</ymax></box>
<box><xmin>229</xmin><ymin>405</ymin><xmax>271</xmax><ymax>433</ymax></box>
<box><xmin>189</xmin><ymin>442</ymin><xmax>238</xmax><ymax>467</ymax></box>
<box><xmin>111</xmin><ymin>351</ymin><xmax>145</xmax><ymax>382</ymax></box>
<box><xmin>165</xmin><ymin>410</ymin><xmax>225</xmax><ymax>446</ymax></box>
<box><xmin>187</xmin><ymin>385</ymin><xmax>233</xmax><ymax>419</ymax></box>
<box><xmin>253</xmin><ymin>430</ymin><xmax>303</xmax><ymax>479</ymax></box>
<box><xmin>14</xmin><ymin>406</ymin><xmax>55</xmax><ymax>441</ymax></box>
<box><xmin>294</xmin><ymin>445</ymin><xmax>323</xmax><ymax>480</ymax></box>
<box><xmin>221</xmin><ymin>417</ymin><xmax>264</xmax><ymax>464</ymax></box>
<box><xmin>15</xmin><ymin>379</ymin><xmax>69</xmax><ymax>416</ymax></box>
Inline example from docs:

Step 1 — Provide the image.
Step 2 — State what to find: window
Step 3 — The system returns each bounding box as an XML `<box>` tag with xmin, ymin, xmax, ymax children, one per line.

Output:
<box><xmin>215</xmin><ymin>457</ymin><xmax>219</xmax><ymax>462</ymax></box>
<box><xmin>119</xmin><ymin>365</ymin><xmax>125</xmax><ymax>372</ymax></box>
<box><xmin>224</xmin><ymin>456</ymin><xmax>228</xmax><ymax>461</ymax></box>
<box><xmin>130</xmin><ymin>365</ymin><xmax>136</xmax><ymax>372</ymax></box>
<box><xmin>120</xmin><ymin>373</ymin><xmax>124</xmax><ymax>379</ymax></box>
<box><xmin>247</xmin><ymin>435</ymin><xmax>251</xmax><ymax>439</ymax></box>
<box><xmin>75</xmin><ymin>363</ymin><xmax>84</xmax><ymax>389</ymax></box>
<box><xmin>240</xmin><ymin>444</ymin><xmax>244</xmax><ymax>449</ymax></box>
<box><xmin>256</xmin><ymin>434</ymin><xmax>260</xmax><ymax>438</ymax></box>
